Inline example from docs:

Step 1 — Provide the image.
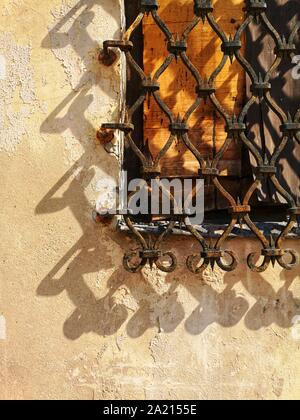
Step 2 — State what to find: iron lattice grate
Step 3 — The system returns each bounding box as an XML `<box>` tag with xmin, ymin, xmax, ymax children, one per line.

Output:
<box><xmin>100</xmin><ymin>0</ymin><xmax>300</xmax><ymax>274</ymax></box>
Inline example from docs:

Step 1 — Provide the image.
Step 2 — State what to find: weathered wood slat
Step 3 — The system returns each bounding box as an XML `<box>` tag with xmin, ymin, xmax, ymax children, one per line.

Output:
<box><xmin>143</xmin><ymin>0</ymin><xmax>246</xmax><ymax>182</ymax></box>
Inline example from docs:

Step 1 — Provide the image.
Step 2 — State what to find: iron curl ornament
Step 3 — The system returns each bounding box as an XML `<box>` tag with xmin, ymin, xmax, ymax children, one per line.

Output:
<box><xmin>98</xmin><ymin>0</ymin><xmax>300</xmax><ymax>274</ymax></box>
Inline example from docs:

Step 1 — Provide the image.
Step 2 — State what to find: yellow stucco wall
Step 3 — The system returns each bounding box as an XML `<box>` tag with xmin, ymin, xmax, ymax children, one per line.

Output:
<box><xmin>0</xmin><ymin>0</ymin><xmax>300</xmax><ymax>400</ymax></box>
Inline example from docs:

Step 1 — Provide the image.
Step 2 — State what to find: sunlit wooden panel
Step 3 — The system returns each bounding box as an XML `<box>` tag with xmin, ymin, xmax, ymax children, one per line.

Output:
<box><xmin>143</xmin><ymin>0</ymin><xmax>245</xmax><ymax>177</ymax></box>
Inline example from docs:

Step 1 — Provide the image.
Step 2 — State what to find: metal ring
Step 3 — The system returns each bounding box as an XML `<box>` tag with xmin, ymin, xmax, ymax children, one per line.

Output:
<box><xmin>247</xmin><ymin>253</ymin><xmax>270</xmax><ymax>273</ymax></box>
<box><xmin>123</xmin><ymin>251</ymin><xmax>147</xmax><ymax>273</ymax></box>
<box><xmin>277</xmin><ymin>249</ymin><xmax>300</xmax><ymax>270</ymax></box>
<box><xmin>217</xmin><ymin>250</ymin><xmax>238</xmax><ymax>272</ymax></box>
<box><xmin>186</xmin><ymin>254</ymin><xmax>209</xmax><ymax>274</ymax></box>
<box><xmin>155</xmin><ymin>252</ymin><xmax>178</xmax><ymax>273</ymax></box>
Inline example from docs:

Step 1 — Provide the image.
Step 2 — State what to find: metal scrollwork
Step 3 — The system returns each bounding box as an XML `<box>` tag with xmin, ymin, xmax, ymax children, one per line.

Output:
<box><xmin>99</xmin><ymin>0</ymin><xmax>300</xmax><ymax>274</ymax></box>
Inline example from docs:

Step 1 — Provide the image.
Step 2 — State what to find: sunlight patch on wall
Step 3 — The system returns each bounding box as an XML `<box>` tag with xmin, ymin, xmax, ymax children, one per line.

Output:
<box><xmin>0</xmin><ymin>55</ymin><xmax>6</xmax><ymax>80</ymax></box>
<box><xmin>0</xmin><ymin>315</ymin><xmax>7</xmax><ymax>340</ymax></box>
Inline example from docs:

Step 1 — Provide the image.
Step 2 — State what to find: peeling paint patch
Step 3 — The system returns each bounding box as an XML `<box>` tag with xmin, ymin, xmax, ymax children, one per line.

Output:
<box><xmin>0</xmin><ymin>315</ymin><xmax>6</xmax><ymax>340</ymax></box>
<box><xmin>0</xmin><ymin>33</ymin><xmax>36</xmax><ymax>153</ymax></box>
<box><xmin>2</xmin><ymin>0</ymin><xmax>26</xmax><ymax>17</ymax></box>
<box><xmin>291</xmin><ymin>315</ymin><xmax>300</xmax><ymax>341</ymax></box>
<box><xmin>95</xmin><ymin>176</ymin><xmax>118</xmax><ymax>213</ymax></box>
<box><xmin>46</xmin><ymin>0</ymin><xmax>121</xmax><ymax>173</ymax></box>
<box><xmin>49</xmin><ymin>1</ymin><xmax>98</xmax><ymax>91</ymax></box>
<box><xmin>149</xmin><ymin>333</ymin><xmax>169</xmax><ymax>364</ymax></box>
<box><xmin>0</xmin><ymin>55</ymin><xmax>6</xmax><ymax>80</ymax></box>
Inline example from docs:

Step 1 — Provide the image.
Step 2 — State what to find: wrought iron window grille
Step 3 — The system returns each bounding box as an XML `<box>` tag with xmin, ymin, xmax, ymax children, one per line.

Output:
<box><xmin>98</xmin><ymin>0</ymin><xmax>300</xmax><ymax>274</ymax></box>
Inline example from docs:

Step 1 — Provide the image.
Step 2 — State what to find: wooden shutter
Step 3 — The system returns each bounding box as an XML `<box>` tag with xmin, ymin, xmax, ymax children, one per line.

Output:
<box><xmin>143</xmin><ymin>0</ymin><xmax>246</xmax><ymax>210</ymax></box>
<box><xmin>246</xmin><ymin>0</ymin><xmax>300</xmax><ymax>204</ymax></box>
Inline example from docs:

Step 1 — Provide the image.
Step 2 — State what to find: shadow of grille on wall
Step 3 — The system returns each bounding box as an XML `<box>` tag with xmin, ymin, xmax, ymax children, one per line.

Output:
<box><xmin>98</xmin><ymin>0</ymin><xmax>300</xmax><ymax>274</ymax></box>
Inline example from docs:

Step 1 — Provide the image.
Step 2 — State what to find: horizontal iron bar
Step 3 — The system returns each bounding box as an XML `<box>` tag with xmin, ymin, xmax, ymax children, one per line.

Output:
<box><xmin>117</xmin><ymin>219</ymin><xmax>300</xmax><ymax>239</ymax></box>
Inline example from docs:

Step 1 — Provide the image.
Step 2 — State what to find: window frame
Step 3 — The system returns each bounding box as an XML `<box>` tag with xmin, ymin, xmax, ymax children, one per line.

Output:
<box><xmin>120</xmin><ymin>0</ymin><xmax>300</xmax><ymax>232</ymax></box>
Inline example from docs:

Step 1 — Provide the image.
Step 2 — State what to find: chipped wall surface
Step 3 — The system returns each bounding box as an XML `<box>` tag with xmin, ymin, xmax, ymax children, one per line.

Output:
<box><xmin>0</xmin><ymin>0</ymin><xmax>300</xmax><ymax>401</ymax></box>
